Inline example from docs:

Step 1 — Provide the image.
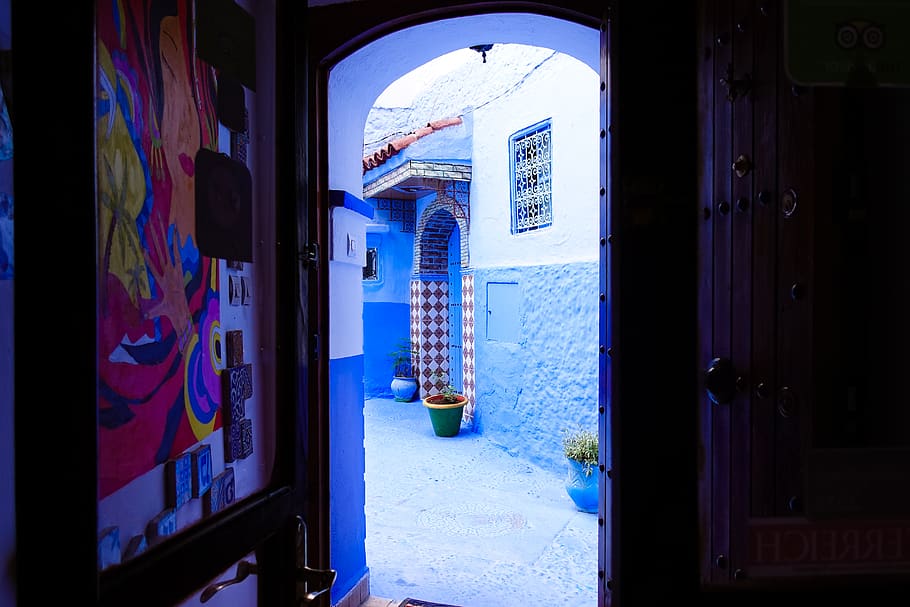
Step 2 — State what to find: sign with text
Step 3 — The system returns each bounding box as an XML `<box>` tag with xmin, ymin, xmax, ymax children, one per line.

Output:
<box><xmin>748</xmin><ymin>518</ymin><xmax>910</xmax><ymax>577</ymax></box>
<box><xmin>785</xmin><ymin>0</ymin><xmax>910</xmax><ymax>86</ymax></box>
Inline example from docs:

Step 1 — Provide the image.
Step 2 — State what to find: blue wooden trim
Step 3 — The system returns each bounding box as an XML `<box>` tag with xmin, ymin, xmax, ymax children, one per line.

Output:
<box><xmin>329</xmin><ymin>189</ymin><xmax>374</xmax><ymax>219</ymax></box>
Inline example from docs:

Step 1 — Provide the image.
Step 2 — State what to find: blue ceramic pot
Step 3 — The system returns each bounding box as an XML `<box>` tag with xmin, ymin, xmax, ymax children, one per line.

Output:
<box><xmin>565</xmin><ymin>458</ymin><xmax>599</xmax><ymax>513</ymax></box>
<box><xmin>391</xmin><ymin>376</ymin><xmax>418</xmax><ymax>402</ymax></box>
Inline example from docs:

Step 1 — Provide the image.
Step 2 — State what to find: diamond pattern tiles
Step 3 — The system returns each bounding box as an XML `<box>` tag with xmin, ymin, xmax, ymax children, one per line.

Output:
<box><xmin>409</xmin><ymin>280</ymin><xmax>421</xmax><ymax>380</ymax></box>
<box><xmin>462</xmin><ymin>273</ymin><xmax>476</xmax><ymax>421</ymax></box>
<box><xmin>410</xmin><ymin>279</ymin><xmax>449</xmax><ymax>396</ymax></box>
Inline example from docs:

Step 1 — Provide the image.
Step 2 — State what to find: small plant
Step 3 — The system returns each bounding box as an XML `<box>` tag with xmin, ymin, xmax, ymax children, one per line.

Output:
<box><xmin>388</xmin><ymin>337</ymin><xmax>418</xmax><ymax>377</ymax></box>
<box><xmin>430</xmin><ymin>370</ymin><xmax>461</xmax><ymax>403</ymax></box>
<box><xmin>562</xmin><ymin>428</ymin><xmax>599</xmax><ymax>477</ymax></box>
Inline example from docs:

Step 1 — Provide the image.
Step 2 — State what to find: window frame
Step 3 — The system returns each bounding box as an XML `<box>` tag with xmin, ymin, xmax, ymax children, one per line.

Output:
<box><xmin>508</xmin><ymin>117</ymin><xmax>554</xmax><ymax>235</ymax></box>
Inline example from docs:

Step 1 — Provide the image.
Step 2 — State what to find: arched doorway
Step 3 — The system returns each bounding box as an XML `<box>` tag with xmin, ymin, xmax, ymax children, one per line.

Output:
<box><xmin>411</xmin><ymin>192</ymin><xmax>473</xmax><ymax>421</ymax></box>
<box><xmin>319</xmin><ymin>8</ymin><xmax>608</xmax><ymax>607</ymax></box>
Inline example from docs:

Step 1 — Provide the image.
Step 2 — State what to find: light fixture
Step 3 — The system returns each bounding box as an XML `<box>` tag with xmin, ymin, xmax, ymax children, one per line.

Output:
<box><xmin>469</xmin><ymin>44</ymin><xmax>494</xmax><ymax>63</ymax></box>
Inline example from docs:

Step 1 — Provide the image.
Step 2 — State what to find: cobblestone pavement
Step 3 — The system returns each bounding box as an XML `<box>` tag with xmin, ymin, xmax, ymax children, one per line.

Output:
<box><xmin>363</xmin><ymin>397</ymin><xmax>599</xmax><ymax>607</ymax></box>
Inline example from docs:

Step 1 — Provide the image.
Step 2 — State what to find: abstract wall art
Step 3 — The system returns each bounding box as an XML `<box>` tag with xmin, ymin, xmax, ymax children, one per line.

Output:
<box><xmin>96</xmin><ymin>0</ymin><xmax>223</xmax><ymax>500</ymax></box>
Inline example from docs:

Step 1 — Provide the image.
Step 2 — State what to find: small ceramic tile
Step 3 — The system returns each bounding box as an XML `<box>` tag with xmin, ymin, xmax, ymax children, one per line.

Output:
<box><xmin>123</xmin><ymin>534</ymin><xmax>147</xmax><ymax>560</ymax></box>
<box><xmin>204</xmin><ymin>467</ymin><xmax>236</xmax><ymax>516</ymax></box>
<box><xmin>146</xmin><ymin>508</ymin><xmax>177</xmax><ymax>544</ymax></box>
<box><xmin>98</xmin><ymin>526</ymin><xmax>121</xmax><ymax>570</ymax></box>
<box><xmin>226</xmin><ymin>330</ymin><xmax>244</xmax><ymax>367</ymax></box>
<box><xmin>228</xmin><ymin>274</ymin><xmax>242</xmax><ymax>306</ymax></box>
<box><xmin>241</xmin><ymin>275</ymin><xmax>252</xmax><ymax>305</ymax></box>
<box><xmin>238</xmin><ymin>363</ymin><xmax>253</xmax><ymax>399</ymax></box>
<box><xmin>165</xmin><ymin>451</ymin><xmax>193</xmax><ymax>509</ymax></box>
<box><xmin>239</xmin><ymin>418</ymin><xmax>253</xmax><ymax>459</ymax></box>
<box><xmin>224</xmin><ymin>419</ymin><xmax>242</xmax><ymax>462</ymax></box>
<box><xmin>222</xmin><ymin>363</ymin><xmax>252</xmax><ymax>419</ymax></box>
<box><xmin>192</xmin><ymin>444</ymin><xmax>213</xmax><ymax>498</ymax></box>
<box><xmin>222</xmin><ymin>364</ymin><xmax>253</xmax><ymax>462</ymax></box>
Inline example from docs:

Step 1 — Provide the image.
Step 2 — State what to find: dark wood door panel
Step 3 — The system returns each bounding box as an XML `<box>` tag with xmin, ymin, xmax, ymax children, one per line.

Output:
<box><xmin>749</xmin><ymin>0</ymin><xmax>779</xmax><ymax>522</ymax></box>
<box><xmin>699</xmin><ymin>0</ymin><xmax>910</xmax><ymax>590</ymax></box>
<box><xmin>709</xmin><ymin>0</ymin><xmax>734</xmax><ymax>585</ymax></box>
<box><xmin>729</xmin><ymin>0</ymin><xmax>756</xmax><ymax>577</ymax></box>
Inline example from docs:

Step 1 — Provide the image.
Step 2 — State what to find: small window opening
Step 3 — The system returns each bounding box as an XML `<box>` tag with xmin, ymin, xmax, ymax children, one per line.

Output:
<box><xmin>363</xmin><ymin>246</ymin><xmax>379</xmax><ymax>281</ymax></box>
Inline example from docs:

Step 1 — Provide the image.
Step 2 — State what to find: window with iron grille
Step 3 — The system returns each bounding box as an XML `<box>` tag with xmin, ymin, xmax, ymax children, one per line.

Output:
<box><xmin>509</xmin><ymin>118</ymin><xmax>552</xmax><ymax>234</ymax></box>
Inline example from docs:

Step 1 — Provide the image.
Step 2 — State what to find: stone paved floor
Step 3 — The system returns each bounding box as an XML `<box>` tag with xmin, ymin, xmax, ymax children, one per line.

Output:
<box><xmin>362</xmin><ymin>397</ymin><xmax>599</xmax><ymax>607</ymax></box>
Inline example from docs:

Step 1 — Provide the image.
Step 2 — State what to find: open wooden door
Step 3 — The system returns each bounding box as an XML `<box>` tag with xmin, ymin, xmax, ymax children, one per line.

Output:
<box><xmin>697</xmin><ymin>0</ymin><xmax>910</xmax><ymax>599</ymax></box>
<box><xmin>13</xmin><ymin>1</ymin><xmax>331</xmax><ymax>605</ymax></box>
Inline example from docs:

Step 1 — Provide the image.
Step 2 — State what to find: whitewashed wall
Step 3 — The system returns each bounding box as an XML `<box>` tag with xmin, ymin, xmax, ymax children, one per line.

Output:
<box><xmin>471</xmin><ymin>51</ymin><xmax>600</xmax><ymax>268</ymax></box>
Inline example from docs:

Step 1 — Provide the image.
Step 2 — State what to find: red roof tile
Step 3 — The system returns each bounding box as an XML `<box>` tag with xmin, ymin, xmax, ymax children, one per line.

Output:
<box><xmin>363</xmin><ymin>116</ymin><xmax>463</xmax><ymax>173</ymax></box>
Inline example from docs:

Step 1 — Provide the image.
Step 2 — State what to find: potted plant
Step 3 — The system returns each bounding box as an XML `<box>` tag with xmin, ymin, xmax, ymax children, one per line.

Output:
<box><xmin>561</xmin><ymin>427</ymin><xmax>599</xmax><ymax>513</ymax></box>
<box><xmin>421</xmin><ymin>370</ymin><xmax>468</xmax><ymax>437</ymax></box>
<box><xmin>388</xmin><ymin>337</ymin><xmax>419</xmax><ymax>402</ymax></box>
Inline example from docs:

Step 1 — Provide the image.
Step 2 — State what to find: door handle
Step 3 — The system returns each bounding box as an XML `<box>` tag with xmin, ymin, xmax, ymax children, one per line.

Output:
<box><xmin>198</xmin><ymin>516</ymin><xmax>336</xmax><ymax>604</ymax></box>
<box><xmin>200</xmin><ymin>560</ymin><xmax>258</xmax><ymax>603</ymax></box>
<box><xmin>298</xmin><ymin>566</ymin><xmax>337</xmax><ymax>604</ymax></box>
<box><xmin>705</xmin><ymin>357</ymin><xmax>737</xmax><ymax>405</ymax></box>
<box><xmin>296</xmin><ymin>516</ymin><xmax>337</xmax><ymax>605</ymax></box>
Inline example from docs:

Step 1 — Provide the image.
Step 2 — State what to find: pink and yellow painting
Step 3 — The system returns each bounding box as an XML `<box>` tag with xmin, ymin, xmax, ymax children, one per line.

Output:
<box><xmin>96</xmin><ymin>0</ymin><xmax>222</xmax><ymax>499</ymax></box>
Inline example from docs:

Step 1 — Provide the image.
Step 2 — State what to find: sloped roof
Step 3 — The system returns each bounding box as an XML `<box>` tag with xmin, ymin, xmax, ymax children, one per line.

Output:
<box><xmin>362</xmin><ymin>116</ymin><xmax>463</xmax><ymax>173</ymax></box>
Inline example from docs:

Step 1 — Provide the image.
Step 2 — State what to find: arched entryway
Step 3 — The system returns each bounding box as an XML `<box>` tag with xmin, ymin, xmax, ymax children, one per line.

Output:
<box><xmin>322</xmin><ymin>8</ymin><xmax>606</xmax><ymax>607</ymax></box>
<box><xmin>410</xmin><ymin>190</ymin><xmax>475</xmax><ymax>421</ymax></box>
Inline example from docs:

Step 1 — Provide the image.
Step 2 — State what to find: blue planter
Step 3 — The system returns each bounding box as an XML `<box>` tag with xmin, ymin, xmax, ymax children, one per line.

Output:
<box><xmin>565</xmin><ymin>458</ymin><xmax>599</xmax><ymax>513</ymax></box>
<box><xmin>391</xmin><ymin>376</ymin><xmax>418</xmax><ymax>402</ymax></box>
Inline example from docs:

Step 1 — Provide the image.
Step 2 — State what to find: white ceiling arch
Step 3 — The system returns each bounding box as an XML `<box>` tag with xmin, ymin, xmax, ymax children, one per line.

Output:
<box><xmin>328</xmin><ymin>12</ymin><xmax>599</xmax><ymax>194</ymax></box>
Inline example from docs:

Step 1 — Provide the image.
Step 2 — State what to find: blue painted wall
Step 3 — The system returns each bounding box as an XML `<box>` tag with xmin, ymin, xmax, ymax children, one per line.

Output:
<box><xmin>363</xmin><ymin>302</ymin><xmax>410</xmax><ymax>398</ymax></box>
<box><xmin>362</xmin><ymin>202</ymin><xmax>418</xmax><ymax>399</ymax></box>
<box><xmin>473</xmin><ymin>262</ymin><xmax>600</xmax><ymax>476</ymax></box>
<box><xmin>329</xmin><ymin>354</ymin><xmax>368</xmax><ymax>604</ymax></box>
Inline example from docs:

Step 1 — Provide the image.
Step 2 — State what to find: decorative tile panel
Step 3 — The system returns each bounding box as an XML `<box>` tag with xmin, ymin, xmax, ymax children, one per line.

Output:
<box><xmin>411</xmin><ymin>279</ymin><xmax>449</xmax><ymax>396</ymax></box>
<box><xmin>462</xmin><ymin>272</ymin><xmax>476</xmax><ymax>422</ymax></box>
<box><xmin>374</xmin><ymin>198</ymin><xmax>416</xmax><ymax>233</ymax></box>
<box><xmin>222</xmin><ymin>363</ymin><xmax>253</xmax><ymax>462</ymax></box>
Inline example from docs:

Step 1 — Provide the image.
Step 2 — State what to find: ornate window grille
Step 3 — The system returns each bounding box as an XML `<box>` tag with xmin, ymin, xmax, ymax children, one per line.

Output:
<box><xmin>509</xmin><ymin>119</ymin><xmax>552</xmax><ymax>234</ymax></box>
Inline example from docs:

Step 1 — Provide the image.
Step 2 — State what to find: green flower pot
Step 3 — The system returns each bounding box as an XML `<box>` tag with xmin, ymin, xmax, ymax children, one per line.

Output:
<box><xmin>422</xmin><ymin>394</ymin><xmax>467</xmax><ymax>437</ymax></box>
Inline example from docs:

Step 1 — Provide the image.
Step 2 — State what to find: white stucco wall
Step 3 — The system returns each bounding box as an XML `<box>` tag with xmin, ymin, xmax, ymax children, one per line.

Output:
<box><xmin>329</xmin><ymin>13</ymin><xmax>599</xmax><ymax>197</ymax></box>
<box><xmin>329</xmin><ymin>206</ymin><xmax>368</xmax><ymax>359</ymax></box>
<box><xmin>471</xmin><ymin>52</ymin><xmax>600</xmax><ymax>268</ymax></box>
<box><xmin>364</xmin><ymin>44</ymin><xmax>558</xmax><ymax>153</ymax></box>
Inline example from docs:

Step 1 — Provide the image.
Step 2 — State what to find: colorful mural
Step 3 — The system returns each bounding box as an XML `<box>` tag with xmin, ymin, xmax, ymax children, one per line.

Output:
<box><xmin>96</xmin><ymin>0</ymin><xmax>222</xmax><ymax>499</ymax></box>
